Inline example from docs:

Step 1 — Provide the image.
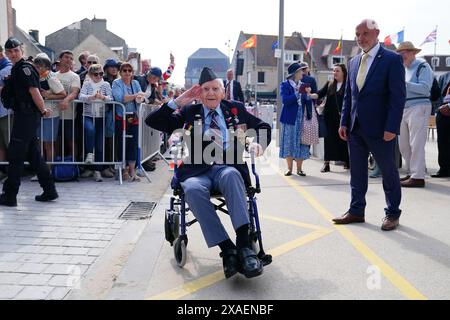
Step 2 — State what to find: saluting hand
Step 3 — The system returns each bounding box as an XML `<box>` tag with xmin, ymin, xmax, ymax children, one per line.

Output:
<box><xmin>174</xmin><ymin>85</ymin><xmax>202</xmax><ymax>108</ymax></box>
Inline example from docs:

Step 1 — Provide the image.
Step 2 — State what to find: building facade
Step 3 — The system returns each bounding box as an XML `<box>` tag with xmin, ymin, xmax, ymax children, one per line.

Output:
<box><xmin>421</xmin><ymin>55</ymin><xmax>450</xmax><ymax>78</ymax></box>
<box><xmin>45</xmin><ymin>18</ymin><xmax>129</xmax><ymax>67</ymax></box>
<box><xmin>0</xmin><ymin>0</ymin><xmax>13</xmax><ymax>46</ymax></box>
<box><xmin>185</xmin><ymin>48</ymin><xmax>229</xmax><ymax>89</ymax></box>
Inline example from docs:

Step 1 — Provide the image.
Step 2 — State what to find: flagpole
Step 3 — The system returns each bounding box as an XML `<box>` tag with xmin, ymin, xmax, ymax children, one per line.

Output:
<box><xmin>340</xmin><ymin>29</ymin><xmax>344</xmax><ymax>60</ymax></box>
<box><xmin>255</xmin><ymin>35</ymin><xmax>258</xmax><ymax>105</ymax></box>
<box><xmin>433</xmin><ymin>25</ymin><xmax>438</xmax><ymax>72</ymax></box>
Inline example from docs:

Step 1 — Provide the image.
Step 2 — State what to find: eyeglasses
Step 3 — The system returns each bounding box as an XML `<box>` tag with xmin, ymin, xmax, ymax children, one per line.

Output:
<box><xmin>92</xmin><ymin>72</ymin><xmax>104</xmax><ymax>77</ymax></box>
<box><xmin>87</xmin><ymin>61</ymin><xmax>97</xmax><ymax>64</ymax></box>
<box><xmin>121</xmin><ymin>69</ymin><xmax>133</xmax><ymax>73</ymax></box>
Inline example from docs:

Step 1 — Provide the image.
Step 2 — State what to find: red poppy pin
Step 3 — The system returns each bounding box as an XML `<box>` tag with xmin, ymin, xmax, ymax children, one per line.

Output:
<box><xmin>231</xmin><ymin>108</ymin><xmax>239</xmax><ymax>116</ymax></box>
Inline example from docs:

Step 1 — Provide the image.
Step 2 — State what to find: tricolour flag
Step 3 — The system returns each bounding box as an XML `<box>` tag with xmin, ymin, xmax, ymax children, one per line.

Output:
<box><xmin>420</xmin><ymin>28</ymin><xmax>437</xmax><ymax>46</ymax></box>
<box><xmin>242</xmin><ymin>35</ymin><xmax>257</xmax><ymax>49</ymax></box>
<box><xmin>384</xmin><ymin>30</ymin><xmax>405</xmax><ymax>46</ymax></box>
<box><xmin>333</xmin><ymin>38</ymin><xmax>342</xmax><ymax>54</ymax></box>
<box><xmin>306</xmin><ymin>38</ymin><xmax>315</xmax><ymax>54</ymax></box>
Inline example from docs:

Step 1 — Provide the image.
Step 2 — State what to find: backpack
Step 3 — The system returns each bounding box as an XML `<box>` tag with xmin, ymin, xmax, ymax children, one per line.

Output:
<box><xmin>416</xmin><ymin>62</ymin><xmax>441</xmax><ymax>102</ymax></box>
<box><xmin>52</xmin><ymin>156</ymin><xmax>79</xmax><ymax>182</ymax></box>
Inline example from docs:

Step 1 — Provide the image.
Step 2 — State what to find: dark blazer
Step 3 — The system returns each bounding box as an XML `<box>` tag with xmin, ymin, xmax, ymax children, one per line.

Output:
<box><xmin>301</xmin><ymin>75</ymin><xmax>318</xmax><ymax>94</ymax></box>
<box><xmin>279</xmin><ymin>80</ymin><xmax>300</xmax><ymax>125</ymax></box>
<box><xmin>224</xmin><ymin>80</ymin><xmax>245</xmax><ymax>103</ymax></box>
<box><xmin>341</xmin><ymin>46</ymin><xmax>406</xmax><ymax>138</ymax></box>
<box><xmin>145</xmin><ymin>100</ymin><xmax>271</xmax><ymax>184</ymax></box>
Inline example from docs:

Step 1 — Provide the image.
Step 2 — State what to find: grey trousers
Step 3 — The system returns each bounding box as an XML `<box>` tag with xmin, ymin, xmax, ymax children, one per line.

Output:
<box><xmin>181</xmin><ymin>165</ymin><xmax>250</xmax><ymax>248</ymax></box>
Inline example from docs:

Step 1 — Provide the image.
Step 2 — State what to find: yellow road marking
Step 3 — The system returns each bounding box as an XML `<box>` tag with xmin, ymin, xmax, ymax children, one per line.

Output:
<box><xmin>270</xmin><ymin>162</ymin><xmax>427</xmax><ymax>300</ymax></box>
<box><xmin>147</xmin><ymin>222</ymin><xmax>332</xmax><ymax>300</ymax></box>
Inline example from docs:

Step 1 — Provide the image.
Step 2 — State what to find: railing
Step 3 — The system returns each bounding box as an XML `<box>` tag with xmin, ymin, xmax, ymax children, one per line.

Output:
<box><xmin>0</xmin><ymin>100</ymin><xmax>129</xmax><ymax>184</ymax></box>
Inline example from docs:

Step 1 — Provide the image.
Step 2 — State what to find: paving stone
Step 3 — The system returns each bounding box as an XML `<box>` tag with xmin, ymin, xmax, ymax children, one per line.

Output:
<box><xmin>0</xmin><ymin>285</ymin><xmax>24</xmax><ymax>299</ymax></box>
<box><xmin>15</xmin><ymin>286</ymin><xmax>54</xmax><ymax>300</ymax></box>
<box><xmin>16</xmin><ymin>263</ymin><xmax>48</xmax><ymax>274</ymax></box>
<box><xmin>19</xmin><ymin>274</ymin><xmax>53</xmax><ymax>286</ymax></box>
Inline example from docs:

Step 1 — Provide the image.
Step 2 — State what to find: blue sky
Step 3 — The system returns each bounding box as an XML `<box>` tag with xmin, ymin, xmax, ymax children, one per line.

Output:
<box><xmin>12</xmin><ymin>0</ymin><xmax>450</xmax><ymax>86</ymax></box>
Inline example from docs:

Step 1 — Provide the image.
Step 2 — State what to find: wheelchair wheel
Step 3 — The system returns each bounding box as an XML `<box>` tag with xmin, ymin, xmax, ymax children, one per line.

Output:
<box><xmin>173</xmin><ymin>237</ymin><xmax>188</xmax><ymax>268</ymax></box>
<box><xmin>164</xmin><ymin>210</ymin><xmax>175</xmax><ymax>246</ymax></box>
<box><xmin>368</xmin><ymin>154</ymin><xmax>376</xmax><ymax>170</ymax></box>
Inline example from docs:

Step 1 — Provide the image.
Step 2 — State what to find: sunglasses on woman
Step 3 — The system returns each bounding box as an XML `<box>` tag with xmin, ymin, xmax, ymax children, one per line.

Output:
<box><xmin>121</xmin><ymin>69</ymin><xmax>133</xmax><ymax>73</ymax></box>
<box><xmin>92</xmin><ymin>72</ymin><xmax>104</xmax><ymax>77</ymax></box>
<box><xmin>87</xmin><ymin>61</ymin><xmax>98</xmax><ymax>65</ymax></box>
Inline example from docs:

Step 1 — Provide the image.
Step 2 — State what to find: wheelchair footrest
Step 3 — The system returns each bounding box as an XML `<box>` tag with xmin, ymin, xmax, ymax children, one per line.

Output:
<box><xmin>258</xmin><ymin>253</ymin><xmax>273</xmax><ymax>267</ymax></box>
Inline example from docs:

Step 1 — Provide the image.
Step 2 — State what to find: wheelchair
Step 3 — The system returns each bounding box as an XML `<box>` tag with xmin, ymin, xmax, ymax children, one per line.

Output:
<box><xmin>164</xmin><ymin>152</ymin><xmax>273</xmax><ymax>269</ymax></box>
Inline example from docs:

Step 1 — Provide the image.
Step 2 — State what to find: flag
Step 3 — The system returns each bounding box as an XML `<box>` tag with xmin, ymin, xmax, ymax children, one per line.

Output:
<box><xmin>384</xmin><ymin>30</ymin><xmax>405</xmax><ymax>46</ymax></box>
<box><xmin>333</xmin><ymin>38</ymin><xmax>342</xmax><ymax>54</ymax></box>
<box><xmin>306</xmin><ymin>38</ymin><xmax>315</xmax><ymax>54</ymax></box>
<box><xmin>242</xmin><ymin>35</ymin><xmax>257</xmax><ymax>49</ymax></box>
<box><xmin>420</xmin><ymin>28</ymin><xmax>437</xmax><ymax>46</ymax></box>
<box><xmin>271</xmin><ymin>40</ymin><xmax>279</xmax><ymax>51</ymax></box>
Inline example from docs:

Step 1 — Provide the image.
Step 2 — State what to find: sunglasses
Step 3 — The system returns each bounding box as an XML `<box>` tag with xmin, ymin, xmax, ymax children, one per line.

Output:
<box><xmin>121</xmin><ymin>69</ymin><xmax>133</xmax><ymax>73</ymax></box>
<box><xmin>87</xmin><ymin>61</ymin><xmax>97</xmax><ymax>64</ymax></box>
<box><xmin>92</xmin><ymin>72</ymin><xmax>104</xmax><ymax>77</ymax></box>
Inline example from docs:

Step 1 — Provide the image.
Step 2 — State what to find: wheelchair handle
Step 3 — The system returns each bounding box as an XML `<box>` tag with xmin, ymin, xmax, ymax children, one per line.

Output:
<box><xmin>250</xmin><ymin>151</ymin><xmax>261</xmax><ymax>192</ymax></box>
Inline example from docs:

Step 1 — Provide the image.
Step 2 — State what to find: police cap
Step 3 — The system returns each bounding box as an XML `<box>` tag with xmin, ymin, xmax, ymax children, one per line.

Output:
<box><xmin>5</xmin><ymin>37</ymin><xmax>23</xmax><ymax>49</ymax></box>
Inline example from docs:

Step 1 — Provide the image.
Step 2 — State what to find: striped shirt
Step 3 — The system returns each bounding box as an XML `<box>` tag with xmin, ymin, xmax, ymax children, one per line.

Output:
<box><xmin>79</xmin><ymin>80</ymin><xmax>113</xmax><ymax>118</ymax></box>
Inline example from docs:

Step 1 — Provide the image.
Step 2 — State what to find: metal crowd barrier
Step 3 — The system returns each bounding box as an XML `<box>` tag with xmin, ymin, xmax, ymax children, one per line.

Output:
<box><xmin>137</xmin><ymin>103</ymin><xmax>168</xmax><ymax>183</ymax></box>
<box><xmin>0</xmin><ymin>100</ymin><xmax>129</xmax><ymax>185</ymax></box>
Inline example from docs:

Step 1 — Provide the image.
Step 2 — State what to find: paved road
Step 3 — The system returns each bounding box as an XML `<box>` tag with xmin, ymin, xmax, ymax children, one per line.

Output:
<box><xmin>105</xmin><ymin>140</ymin><xmax>450</xmax><ymax>300</ymax></box>
<box><xmin>1</xmin><ymin>139</ymin><xmax>448</xmax><ymax>300</ymax></box>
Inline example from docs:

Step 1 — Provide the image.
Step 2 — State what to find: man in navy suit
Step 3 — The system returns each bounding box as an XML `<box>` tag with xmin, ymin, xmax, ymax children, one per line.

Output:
<box><xmin>334</xmin><ymin>19</ymin><xmax>406</xmax><ymax>231</ymax></box>
<box><xmin>224</xmin><ymin>69</ymin><xmax>245</xmax><ymax>103</ymax></box>
<box><xmin>146</xmin><ymin>68</ymin><xmax>271</xmax><ymax>279</ymax></box>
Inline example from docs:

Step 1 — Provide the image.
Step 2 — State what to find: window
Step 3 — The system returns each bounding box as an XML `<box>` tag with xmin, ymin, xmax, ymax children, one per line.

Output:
<box><xmin>285</xmin><ymin>51</ymin><xmax>303</xmax><ymax>63</ymax></box>
<box><xmin>258</xmin><ymin>72</ymin><xmax>265</xmax><ymax>84</ymax></box>
<box><xmin>446</xmin><ymin>57</ymin><xmax>450</xmax><ymax>67</ymax></box>
<box><xmin>293</xmin><ymin>54</ymin><xmax>301</xmax><ymax>61</ymax></box>
<box><xmin>328</xmin><ymin>56</ymin><xmax>346</xmax><ymax>69</ymax></box>
<box><xmin>431</xmin><ymin>57</ymin><xmax>440</xmax><ymax>68</ymax></box>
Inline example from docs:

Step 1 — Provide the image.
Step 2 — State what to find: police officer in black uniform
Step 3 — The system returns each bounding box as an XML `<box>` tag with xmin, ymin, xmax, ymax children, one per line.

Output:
<box><xmin>0</xmin><ymin>38</ymin><xmax>58</xmax><ymax>207</ymax></box>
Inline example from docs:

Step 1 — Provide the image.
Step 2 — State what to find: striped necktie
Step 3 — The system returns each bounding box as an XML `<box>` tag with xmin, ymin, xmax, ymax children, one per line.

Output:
<box><xmin>208</xmin><ymin>110</ymin><xmax>224</xmax><ymax>149</ymax></box>
<box><xmin>226</xmin><ymin>82</ymin><xmax>232</xmax><ymax>100</ymax></box>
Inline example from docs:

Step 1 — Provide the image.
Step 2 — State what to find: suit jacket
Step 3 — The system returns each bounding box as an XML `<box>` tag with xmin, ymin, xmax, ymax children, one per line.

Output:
<box><xmin>279</xmin><ymin>80</ymin><xmax>300</xmax><ymax>125</ymax></box>
<box><xmin>341</xmin><ymin>46</ymin><xmax>406</xmax><ymax>138</ymax></box>
<box><xmin>146</xmin><ymin>100</ymin><xmax>271</xmax><ymax>184</ymax></box>
<box><xmin>224</xmin><ymin>80</ymin><xmax>245</xmax><ymax>103</ymax></box>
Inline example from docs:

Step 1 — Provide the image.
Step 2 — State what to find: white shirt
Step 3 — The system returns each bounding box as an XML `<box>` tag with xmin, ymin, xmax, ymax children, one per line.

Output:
<box><xmin>359</xmin><ymin>43</ymin><xmax>381</xmax><ymax>80</ymax></box>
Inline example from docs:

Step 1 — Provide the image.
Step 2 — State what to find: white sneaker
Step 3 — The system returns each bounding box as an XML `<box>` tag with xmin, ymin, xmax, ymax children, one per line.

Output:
<box><xmin>30</xmin><ymin>175</ymin><xmax>38</xmax><ymax>182</ymax></box>
<box><xmin>81</xmin><ymin>170</ymin><xmax>94</xmax><ymax>178</ymax></box>
<box><xmin>85</xmin><ymin>153</ymin><xmax>95</xmax><ymax>164</ymax></box>
<box><xmin>94</xmin><ymin>171</ymin><xmax>103</xmax><ymax>182</ymax></box>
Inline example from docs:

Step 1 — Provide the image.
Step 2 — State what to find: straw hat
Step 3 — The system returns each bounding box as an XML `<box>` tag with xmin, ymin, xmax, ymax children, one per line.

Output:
<box><xmin>396</xmin><ymin>41</ymin><xmax>421</xmax><ymax>54</ymax></box>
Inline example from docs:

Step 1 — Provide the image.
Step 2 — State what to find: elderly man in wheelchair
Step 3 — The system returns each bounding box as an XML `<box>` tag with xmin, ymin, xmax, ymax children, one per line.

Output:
<box><xmin>146</xmin><ymin>67</ymin><xmax>272</xmax><ymax>279</ymax></box>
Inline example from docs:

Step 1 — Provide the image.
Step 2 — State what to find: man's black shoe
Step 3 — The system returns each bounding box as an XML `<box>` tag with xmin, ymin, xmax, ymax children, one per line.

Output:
<box><xmin>431</xmin><ymin>171</ymin><xmax>450</xmax><ymax>178</ymax></box>
<box><xmin>35</xmin><ymin>190</ymin><xmax>59</xmax><ymax>202</ymax></box>
<box><xmin>0</xmin><ymin>193</ymin><xmax>17</xmax><ymax>207</ymax></box>
<box><xmin>220</xmin><ymin>249</ymin><xmax>240</xmax><ymax>279</ymax></box>
<box><xmin>239</xmin><ymin>247</ymin><xmax>263</xmax><ymax>279</ymax></box>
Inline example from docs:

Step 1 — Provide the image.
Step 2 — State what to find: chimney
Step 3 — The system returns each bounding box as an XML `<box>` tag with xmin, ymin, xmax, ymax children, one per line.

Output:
<box><xmin>29</xmin><ymin>29</ymin><xmax>39</xmax><ymax>43</ymax></box>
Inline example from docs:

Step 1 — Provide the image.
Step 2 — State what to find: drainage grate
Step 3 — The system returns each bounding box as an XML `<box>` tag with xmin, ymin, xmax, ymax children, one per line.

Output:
<box><xmin>119</xmin><ymin>202</ymin><xmax>157</xmax><ymax>220</ymax></box>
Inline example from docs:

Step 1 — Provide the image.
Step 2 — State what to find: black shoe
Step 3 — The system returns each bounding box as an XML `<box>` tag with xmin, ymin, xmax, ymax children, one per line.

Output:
<box><xmin>35</xmin><ymin>190</ymin><xmax>59</xmax><ymax>202</ymax></box>
<box><xmin>0</xmin><ymin>193</ymin><xmax>17</xmax><ymax>207</ymax></box>
<box><xmin>298</xmin><ymin>171</ymin><xmax>306</xmax><ymax>177</ymax></box>
<box><xmin>220</xmin><ymin>249</ymin><xmax>240</xmax><ymax>279</ymax></box>
<box><xmin>431</xmin><ymin>171</ymin><xmax>450</xmax><ymax>178</ymax></box>
<box><xmin>239</xmin><ymin>247</ymin><xmax>263</xmax><ymax>279</ymax></box>
<box><xmin>284</xmin><ymin>171</ymin><xmax>292</xmax><ymax>176</ymax></box>
<box><xmin>321</xmin><ymin>163</ymin><xmax>330</xmax><ymax>173</ymax></box>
